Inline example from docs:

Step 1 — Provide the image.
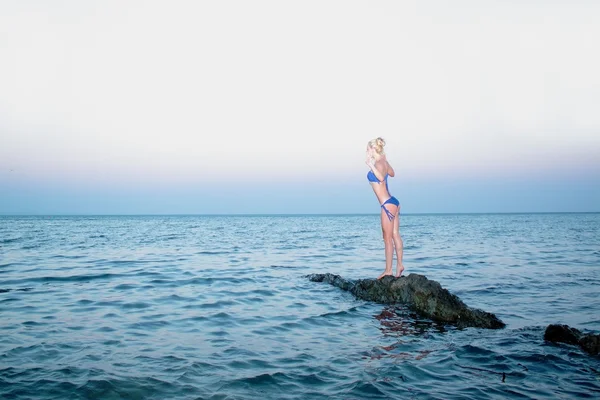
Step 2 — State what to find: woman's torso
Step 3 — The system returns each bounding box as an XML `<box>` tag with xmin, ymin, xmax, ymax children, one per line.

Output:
<box><xmin>367</xmin><ymin>161</ymin><xmax>393</xmax><ymax>204</ymax></box>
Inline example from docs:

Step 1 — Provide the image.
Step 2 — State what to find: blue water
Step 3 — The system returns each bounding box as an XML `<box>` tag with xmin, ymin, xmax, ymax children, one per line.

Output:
<box><xmin>1</xmin><ymin>213</ymin><xmax>599</xmax><ymax>399</ymax></box>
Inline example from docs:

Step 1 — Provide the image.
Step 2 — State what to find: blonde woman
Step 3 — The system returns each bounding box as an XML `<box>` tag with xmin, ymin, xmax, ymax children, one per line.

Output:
<box><xmin>365</xmin><ymin>137</ymin><xmax>405</xmax><ymax>279</ymax></box>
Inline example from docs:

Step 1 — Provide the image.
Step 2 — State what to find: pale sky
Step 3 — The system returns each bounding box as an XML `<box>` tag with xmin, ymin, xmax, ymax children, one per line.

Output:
<box><xmin>1</xmin><ymin>1</ymin><xmax>599</xmax><ymax>214</ymax></box>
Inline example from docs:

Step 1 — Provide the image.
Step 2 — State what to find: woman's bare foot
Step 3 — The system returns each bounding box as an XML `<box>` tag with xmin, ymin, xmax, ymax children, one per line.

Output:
<box><xmin>378</xmin><ymin>269</ymin><xmax>393</xmax><ymax>279</ymax></box>
<box><xmin>395</xmin><ymin>264</ymin><xmax>405</xmax><ymax>277</ymax></box>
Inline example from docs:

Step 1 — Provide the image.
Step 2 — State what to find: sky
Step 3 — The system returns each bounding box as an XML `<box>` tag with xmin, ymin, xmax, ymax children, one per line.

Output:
<box><xmin>1</xmin><ymin>0</ymin><xmax>599</xmax><ymax>214</ymax></box>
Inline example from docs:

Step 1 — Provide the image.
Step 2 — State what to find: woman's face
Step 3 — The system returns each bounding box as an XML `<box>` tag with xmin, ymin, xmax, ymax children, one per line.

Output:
<box><xmin>366</xmin><ymin>146</ymin><xmax>375</xmax><ymax>158</ymax></box>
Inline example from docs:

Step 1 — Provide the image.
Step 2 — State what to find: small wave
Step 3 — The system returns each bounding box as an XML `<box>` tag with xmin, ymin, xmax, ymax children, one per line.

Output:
<box><xmin>176</xmin><ymin>276</ymin><xmax>255</xmax><ymax>286</ymax></box>
<box><xmin>237</xmin><ymin>371</ymin><xmax>290</xmax><ymax>385</ymax></box>
<box><xmin>251</xmin><ymin>324</ymin><xmax>293</xmax><ymax>335</ymax></box>
<box><xmin>108</xmin><ymin>260</ymin><xmax>146</xmax><ymax>265</ymax></box>
<box><xmin>127</xmin><ymin>320</ymin><xmax>169</xmax><ymax>330</ymax></box>
<box><xmin>248</xmin><ymin>289</ymin><xmax>275</xmax><ymax>296</ymax></box>
<box><xmin>269</xmin><ymin>265</ymin><xmax>304</xmax><ymax>269</ymax></box>
<box><xmin>345</xmin><ymin>381</ymin><xmax>387</xmax><ymax>397</ymax></box>
<box><xmin>49</xmin><ymin>254</ymin><xmax>85</xmax><ymax>260</ymax></box>
<box><xmin>287</xmin><ymin>302</ymin><xmax>308</xmax><ymax>309</ymax></box>
<box><xmin>67</xmin><ymin>325</ymin><xmax>85</xmax><ymax>331</ymax></box>
<box><xmin>1</xmin><ymin>237</ymin><xmax>21</xmax><ymax>244</ymax></box>
<box><xmin>292</xmin><ymin>229</ymin><xmax>314</xmax><ymax>234</ymax></box>
<box><xmin>197</xmin><ymin>300</ymin><xmax>238</xmax><ymax>309</ymax></box>
<box><xmin>209</xmin><ymin>312</ymin><xmax>234</xmax><ymax>320</ymax></box>
<box><xmin>296</xmin><ymin>315</ymin><xmax>338</xmax><ymax>328</ymax></box>
<box><xmin>113</xmin><ymin>283</ymin><xmax>137</xmax><ymax>290</ymax></box>
<box><xmin>95</xmin><ymin>326</ymin><xmax>116</xmax><ymax>333</ymax></box>
<box><xmin>121</xmin><ymin>301</ymin><xmax>152</xmax><ymax>310</ymax></box>
<box><xmin>180</xmin><ymin>315</ymin><xmax>208</xmax><ymax>322</ymax></box>
<box><xmin>457</xmin><ymin>344</ymin><xmax>497</xmax><ymax>357</ymax></box>
<box><xmin>135</xmin><ymin>270</ymin><xmax>166</xmax><ymax>282</ymax></box>
<box><xmin>273</xmin><ymin>352</ymin><xmax>315</xmax><ymax>364</ymax></box>
<box><xmin>226</xmin><ymin>358</ymin><xmax>276</xmax><ymax>371</ymax></box>
<box><xmin>318</xmin><ymin>307</ymin><xmax>358</xmax><ymax>319</ymax></box>
<box><xmin>277</xmin><ymin>245</ymin><xmax>310</xmax><ymax>250</ymax></box>
<box><xmin>1</xmin><ymin>273</ymin><xmax>125</xmax><ymax>286</ymax></box>
<box><xmin>158</xmin><ymin>294</ymin><xmax>193</xmax><ymax>303</ymax></box>
<box><xmin>331</xmin><ymin>244</ymin><xmax>346</xmax><ymax>249</ymax></box>
<box><xmin>22</xmin><ymin>320</ymin><xmax>47</xmax><ymax>327</ymax></box>
<box><xmin>159</xmin><ymin>234</ymin><xmax>181</xmax><ymax>240</ymax></box>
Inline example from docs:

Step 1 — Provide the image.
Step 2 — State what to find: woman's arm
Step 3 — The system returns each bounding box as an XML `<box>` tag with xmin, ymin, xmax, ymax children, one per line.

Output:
<box><xmin>387</xmin><ymin>161</ymin><xmax>395</xmax><ymax>177</ymax></box>
<box><xmin>366</xmin><ymin>158</ymin><xmax>386</xmax><ymax>182</ymax></box>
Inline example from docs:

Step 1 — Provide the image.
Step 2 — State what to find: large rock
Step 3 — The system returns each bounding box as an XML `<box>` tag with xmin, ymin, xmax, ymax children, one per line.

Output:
<box><xmin>544</xmin><ymin>324</ymin><xmax>600</xmax><ymax>355</ymax></box>
<box><xmin>308</xmin><ymin>273</ymin><xmax>505</xmax><ymax>329</ymax></box>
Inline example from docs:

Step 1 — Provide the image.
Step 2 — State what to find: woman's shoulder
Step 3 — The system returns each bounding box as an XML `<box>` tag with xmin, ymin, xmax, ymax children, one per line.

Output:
<box><xmin>382</xmin><ymin>157</ymin><xmax>391</xmax><ymax>169</ymax></box>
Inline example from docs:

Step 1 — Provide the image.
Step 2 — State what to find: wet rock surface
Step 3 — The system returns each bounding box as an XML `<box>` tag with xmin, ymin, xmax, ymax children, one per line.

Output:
<box><xmin>544</xmin><ymin>324</ymin><xmax>600</xmax><ymax>356</ymax></box>
<box><xmin>308</xmin><ymin>273</ymin><xmax>505</xmax><ymax>329</ymax></box>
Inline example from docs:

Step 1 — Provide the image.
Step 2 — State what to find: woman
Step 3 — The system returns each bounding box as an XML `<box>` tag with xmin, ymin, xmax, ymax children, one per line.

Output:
<box><xmin>365</xmin><ymin>137</ymin><xmax>405</xmax><ymax>279</ymax></box>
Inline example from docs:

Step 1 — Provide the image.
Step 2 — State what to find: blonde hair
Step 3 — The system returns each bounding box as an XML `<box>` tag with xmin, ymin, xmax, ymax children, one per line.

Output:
<box><xmin>368</xmin><ymin>137</ymin><xmax>386</xmax><ymax>155</ymax></box>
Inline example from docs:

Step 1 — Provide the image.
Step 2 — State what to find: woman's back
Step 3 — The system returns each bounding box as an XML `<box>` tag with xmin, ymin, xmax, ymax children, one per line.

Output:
<box><xmin>368</xmin><ymin>158</ymin><xmax>394</xmax><ymax>204</ymax></box>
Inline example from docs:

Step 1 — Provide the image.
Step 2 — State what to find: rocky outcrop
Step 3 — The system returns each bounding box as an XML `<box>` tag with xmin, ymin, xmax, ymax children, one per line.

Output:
<box><xmin>308</xmin><ymin>273</ymin><xmax>505</xmax><ymax>329</ymax></box>
<box><xmin>544</xmin><ymin>324</ymin><xmax>600</xmax><ymax>356</ymax></box>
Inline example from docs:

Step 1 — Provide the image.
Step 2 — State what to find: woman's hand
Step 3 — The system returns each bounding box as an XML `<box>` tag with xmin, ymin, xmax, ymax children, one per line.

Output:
<box><xmin>365</xmin><ymin>151</ymin><xmax>374</xmax><ymax>167</ymax></box>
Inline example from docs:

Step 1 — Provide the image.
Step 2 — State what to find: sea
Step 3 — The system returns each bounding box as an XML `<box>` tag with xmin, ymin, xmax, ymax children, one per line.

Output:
<box><xmin>1</xmin><ymin>213</ymin><xmax>599</xmax><ymax>399</ymax></box>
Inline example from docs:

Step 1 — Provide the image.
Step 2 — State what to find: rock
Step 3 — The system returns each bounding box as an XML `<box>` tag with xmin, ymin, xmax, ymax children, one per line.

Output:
<box><xmin>544</xmin><ymin>324</ymin><xmax>600</xmax><ymax>356</ymax></box>
<box><xmin>308</xmin><ymin>273</ymin><xmax>505</xmax><ymax>329</ymax></box>
<box><xmin>579</xmin><ymin>334</ymin><xmax>600</xmax><ymax>356</ymax></box>
<box><xmin>543</xmin><ymin>324</ymin><xmax>581</xmax><ymax>345</ymax></box>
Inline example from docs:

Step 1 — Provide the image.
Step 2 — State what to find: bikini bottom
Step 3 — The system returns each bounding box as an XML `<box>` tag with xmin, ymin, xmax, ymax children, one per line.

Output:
<box><xmin>381</xmin><ymin>196</ymin><xmax>400</xmax><ymax>222</ymax></box>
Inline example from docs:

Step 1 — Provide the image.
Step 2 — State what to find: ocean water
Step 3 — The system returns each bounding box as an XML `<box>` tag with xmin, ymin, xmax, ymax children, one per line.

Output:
<box><xmin>0</xmin><ymin>213</ymin><xmax>599</xmax><ymax>399</ymax></box>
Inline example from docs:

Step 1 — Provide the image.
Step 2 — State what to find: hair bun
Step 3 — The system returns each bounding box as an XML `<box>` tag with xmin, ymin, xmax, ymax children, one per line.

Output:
<box><xmin>368</xmin><ymin>137</ymin><xmax>386</xmax><ymax>155</ymax></box>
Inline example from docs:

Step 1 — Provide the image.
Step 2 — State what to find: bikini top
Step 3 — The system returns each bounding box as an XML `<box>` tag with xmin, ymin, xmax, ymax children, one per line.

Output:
<box><xmin>367</xmin><ymin>170</ymin><xmax>386</xmax><ymax>183</ymax></box>
<box><xmin>367</xmin><ymin>170</ymin><xmax>390</xmax><ymax>191</ymax></box>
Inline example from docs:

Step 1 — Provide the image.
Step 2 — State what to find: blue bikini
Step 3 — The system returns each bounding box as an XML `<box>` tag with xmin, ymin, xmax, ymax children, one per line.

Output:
<box><xmin>367</xmin><ymin>170</ymin><xmax>400</xmax><ymax>221</ymax></box>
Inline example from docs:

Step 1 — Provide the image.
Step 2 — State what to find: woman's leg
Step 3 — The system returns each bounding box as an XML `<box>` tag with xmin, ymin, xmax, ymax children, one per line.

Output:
<box><xmin>378</xmin><ymin>204</ymin><xmax>398</xmax><ymax>279</ymax></box>
<box><xmin>392</xmin><ymin>205</ymin><xmax>405</xmax><ymax>277</ymax></box>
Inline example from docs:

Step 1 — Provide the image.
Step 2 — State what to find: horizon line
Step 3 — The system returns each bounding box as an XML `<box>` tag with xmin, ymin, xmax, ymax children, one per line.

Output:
<box><xmin>1</xmin><ymin>211</ymin><xmax>599</xmax><ymax>217</ymax></box>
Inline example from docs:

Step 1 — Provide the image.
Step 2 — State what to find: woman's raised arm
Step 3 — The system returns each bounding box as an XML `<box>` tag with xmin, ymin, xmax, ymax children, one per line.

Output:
<box><xmin>366</xmin><ymin>158</ymin><xmax>386</xmax><ymax>182</ymax></box>
<box><xmin>387</xmin><ymin>161</ymin><xmax>395</xmax><ymax>177</ymax></box>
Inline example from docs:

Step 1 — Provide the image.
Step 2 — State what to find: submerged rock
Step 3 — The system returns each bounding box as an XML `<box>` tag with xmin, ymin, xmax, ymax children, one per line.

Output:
<box><xmin>544</xmin><ymin>324</ymin><xmax>600</xmax><ymax>356</ymax></box>
<box><xmin>308</xmin><ymin>273</ymin><xmax>505</xmax><ymax>329</ymax></box>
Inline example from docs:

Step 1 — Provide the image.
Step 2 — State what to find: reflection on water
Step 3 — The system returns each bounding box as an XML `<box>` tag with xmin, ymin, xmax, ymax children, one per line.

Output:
<box><xmin>374</xmin><ymin>305</ymin><xmax>448</xmax><ymax>337</ymax></box>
